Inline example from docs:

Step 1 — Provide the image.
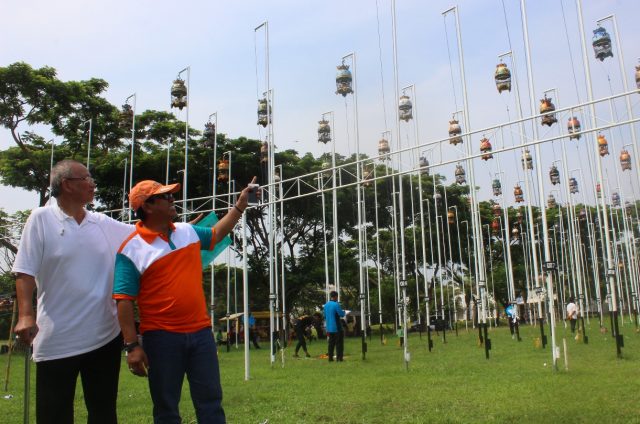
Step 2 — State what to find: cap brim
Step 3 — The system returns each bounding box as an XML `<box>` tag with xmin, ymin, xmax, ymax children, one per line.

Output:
<box><xmin>154</xmin><ymin>183</ymin><xmax>181</xmax><ymax>195</ymax></box>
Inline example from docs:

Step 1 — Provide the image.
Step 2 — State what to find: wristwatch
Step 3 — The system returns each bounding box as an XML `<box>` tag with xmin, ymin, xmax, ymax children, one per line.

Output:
<box><xmin>123</xmin><ymin>341</ymin><xmax>140</xmax><ymax>353</ymax></box>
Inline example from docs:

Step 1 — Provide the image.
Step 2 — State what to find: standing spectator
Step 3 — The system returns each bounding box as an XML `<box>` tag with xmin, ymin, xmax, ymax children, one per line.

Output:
<box><xmin>114</xmin><ymin>177</ymin><xmax>255</xmax><ymax>423</ymax></box>
<box><xmin>293</xmin><ymin>313</ymin><xmax>320</xmax><ymax>358</ymax></box>
<box><xmin>323</xmin><ymin>291</ymin><xmax>345</xmax><ymax>362</ymax></box>
<box><xmin>242</xmin><ymin>313</ymin><xmax>261</xmax><ymax>349</ymax></box>
<box><xmin>12</xmin><ymin>160</ymin><xmax>134</xmax><ymax>424</ymax></box>
<box><xmin>566</xmin><ymin>297</ymin><xmax>578</xmax><ymax>333</ymax></box>
<box><xmin>505</xmin><ymin>303</ymin><xmax>519</xmax><ymax>339</ymax></box>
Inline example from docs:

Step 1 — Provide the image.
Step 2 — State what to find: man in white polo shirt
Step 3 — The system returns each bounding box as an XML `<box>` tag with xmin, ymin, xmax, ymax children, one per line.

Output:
<box><xmin>12</xmin><ymin>159</ymin><xmax>134</xmax><ymax>424</ymax></box>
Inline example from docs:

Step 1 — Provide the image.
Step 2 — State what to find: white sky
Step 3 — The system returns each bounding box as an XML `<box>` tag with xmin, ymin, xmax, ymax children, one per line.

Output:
<box><xmin>1</xmin><ymin>0</ymin><xmax>639</xmax><ymax>213</ymax></box>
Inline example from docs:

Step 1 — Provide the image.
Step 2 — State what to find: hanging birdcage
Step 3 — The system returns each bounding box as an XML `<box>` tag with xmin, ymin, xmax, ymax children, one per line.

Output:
<box><xmin>516</xmin><ymin>210</ymin><xmax>523</xmax><ymax>224</ymax></box>
<box><xmin>260</xmin><ymin>141</ymin><xmax>269</xmax><ymax>164</ymax></box>
<box><xmin>620</xmin><ymin>149</ymin><xmax>632</xmax><ymax>171</ymax></box>
<box><xmin>491</xmin><ymin>219</ymin><xmax>500</xmax><ymax>235</ymax></box>
<box><xmin>455</xmin><ymin>164</ymin><xmax>466</xmax><ymax>184</ymax></box>
<box><xmin>257</xmin><ymin>97</ymin><xmax>271</xmax><ymax>127</ymax></box>
<box><xmin>170</xmin><ymin>78</ymin><xmax>188</xmax><ymax>110</ymax></box>
<box><xmin>448</xmin><ymin>118</ymin><xmax>463</xmax><ymax>145</ymax></box>
<box><xmin>596</xmin><ymin>183</ymin><xmax>602</xmax><ymax>198</ymax></box>
<box><xmin>274</xmin><ymin>169</ymin><xmax>281</xmax><ymax>184</ymax></box>
<box><xmin>447</xmin><ymin>210</ymin><xmax>455</xmax><ymax>225</ymax></box>
<box><xmin>579</xmin><ymin>208</ymin><xmax>587</xmax><ymax>221</ymax></box>
<box><xmin>494</xmin><ymin>62</ymin><xmax>511</xmax><ymax>93</ymax></box>
<box><xmin>480</xmin><ymin>136</ymin><xmax>493</xmax><ymax>160</ymax></box>
<box><xmin>636</xmin><ymin>65</ymin><xmax>640</xmax><ymax>90</ymax></box>
<box><xmin>521</xmin><ymin>148</ymin><xmax>533</xmax><ymax>170</ymax></box>
<box><xmin>492</xmin><ymin>202</ymin><xmax>502</xmax><ymax>217</ymax></box>
<box><xmin>203</xmin><ymin>122</ymin><xmax>216</xmax><ymax>149</ymax></box>
<box><xmin>539</xmin><ymin>95</ymin><xmax>558</xmax><ymax>127</ymax></box>
<box><xmin>378</xmin><ymin>137</ymin><xmax>391</xmax><ymax>160</ymax></box>
<box><xmin>597</xmin><ymin>134</ymin><xmax>609</xmax><ymax>156</ymax></box>
<box><xmin>321</xmin><ymin>161</ymin><xmax>331</xmax><ymax>171</ymax></box>
<box><xmin>549</xmin><ymin>165</ymin><xmax>560</xmax><ymax>185</ymax></box>
<box><xmin>592</xmin><ymin>26</ymin><xmax>613</xmax><ymax>62</ymax></box>
<box><xmin>119</xmin><ymin>103</ymin><xmax>133</xmax><ymax>129</ymax></box>
<box><xmin>419</xmin><ymin>156</ymin><xmax>429</xmax><ymax>176</ymax></box>
<box><xmin>612</xmin><ymin>192</ymin><xmax>621</xmax><ymax>207</ymax></box>
<box><xmin>547</xmin><ymin>194</ymin><xmax>557</xmax><ymax>209</ymax></box>
<box><xmin>567</xmin><ymin>116</ymin><xmax>582</xmax><ymax>140</ymax></box>
<box><xmin>492</xmin><ymin>179</ymin><xmax>502</xmax><ymax>196</ymax></box>
<box><xmin>318</xmin><ymin>119</ymin><xmax>331</xmax><ymax>144</ymax></box>
<box><xmin>625</xmin><ymin>201</ymin><xmax>633</xmax><ymax>214</ymax></box>
<box><xmin>217</xmin><ymin>159</ymin><xmax>229</xmax><ymax>182</ymax></box>
<box><xmin>511</xmin><ymin>226</ymin><xmax>520</xmax><ymax>240</ymax></box>
<box><xmin>399</xmin><ymin>95</ymin><xmax>413</xmax><ymax>122</ymax></box>
<box><xmin>363</xmin><ymin>167</ymin><xmax>374</xmax><ymax>187</ymax></box>
<box><xmin>514</xmin><ymin>185</ymin><xmax>524</xmax><ymax>203</ymax></box>
<box><xmin>569</xmin><ymin>177</ymin><xmax>579</xmax><ymax>194</ymax></box>
<box><xmin>335</xmin><ymin>63</ymin><xmax>353</xmax><ymax>96</ymax></box>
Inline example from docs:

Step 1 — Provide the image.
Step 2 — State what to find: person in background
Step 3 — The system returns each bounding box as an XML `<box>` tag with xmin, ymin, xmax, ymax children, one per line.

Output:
<box><xmin>323</xmin><ymin>291</ymin><xmax>345</xmax><ymax>362</ymax></box>
<box><xmin>13</xmin><ymin>159</ymin><xmax>134</xmax><ymax>424</ymax></box>
<box><xmin>293</xmin><ymin>313</ymin><xmax>321</xmax><ymax>358</ymax></box>
<box><xmin>566</xmin><ymin>297</ymin><xmax>578</xmax><ymax>333</ymax></box>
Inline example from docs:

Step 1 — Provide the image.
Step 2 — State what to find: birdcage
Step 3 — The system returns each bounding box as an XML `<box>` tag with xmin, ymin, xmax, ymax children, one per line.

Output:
<box><xmin>579</xmin><ymin>208</ymin><xmax>587</xmax><ymax>221</ymax></box>
<box><xmin>448</xmin><ymin>119</ymin><xmax>463</xmax><ymax>145</ymax></box>
<box><xmin>597</xmin><ymin>134</ymin><xmax>609</xmax><ymax>156</ymax></box>
<box><xmin>492</xmin><ymin>179</ymin><xmax>502</xmax><ymax>196</ymax></box>
<box><xmin>448</xmin><ymin>210</ymin><xmax>455</xmax><ymax>225</ymax></box>
<box><xmin>612</xmin><ymin>192</ymin><xmax>620</xmax><ymax>207</ymax></box>
<box><xmin>491</xmin><ymin>219</ymin><xmax>500</xmax><ymax>235</ymax></box>
<box><xmin>540</xmin><ymin>95</ymin><xmax>557</xmax><ymax>127</ymax></box>
<box><xmin>620</xmin><ymin>149</ymin><xmax>632</xmax><ymax>171</ymax></box>
<box><xmin>257</xmin><ymin>98</ymin><xmax>271</xmax><ymax>127</ymax></box>
<box><xmin>217</xmin><ymin>159</ymin><xmax>229</xmax><ymax>182</ymax></box>
<box><xmin>596</xmin><ymin>183</ymin><xmax>602</xmax><ymax>198</ymax></box>
<box><xmin>492</xmin><ymin>202</ymin><xmax>502</xmax><ymax>217</ymax></box>
<box><xmin>547</xmin><ymin>194</ymin><xmax>557</xmax><ymax>209</ymax></box>
<box><xmin>119</xmin><ymin>104</ymin><xmax>133</xmax><ymax>129</ymax></box>
<box><xmin>363</xmin><ymin>167</ymin><xmax>374</xmax><ymax>187</ymax></box>
<box><xmin>516</xmin><ymin>211</ymin><xmax>523</xmax><ymax>224</ymax></box>
<box><xmin>203</xmin><ymin>122</ymin><xmax>216</xmax><ymax>149</ymax></box>
<box><xmin>494</xmin><ymin>62</ymin><xmax>511</xmax><ymax>93</ymax></box>
<box><xmin>569</xmin><ymin>177</ymin><xmax>579</xmax><ymax>194</ymax></box>
<box><xmin>636</xmin><ymin>65</ymin><xmax>640</xmax><ymax>90</ymax></box>
<box><xmin>455</xmin><ymin>164</ymin><xmax>466</xmax><ymax>184</ymax></box>
<box><xmin>170</xmin><ymin>78</ymin><xmax>188</xmax><ymax>110</ymax></box>
<box><xmin>514</xmin><ymin>185</ymin><xmax>524</xmax><ymax>203</ymax></box>
<box><xmin>592</xmin><ymin>26</ymin><xmax>613</xmax><ymax>62</ymax></box>
<box><xmin>318</xmin><ymin>119</ymin><xmax>331</xmax><ymax>144</ymax></box>
<box><xmin>274</xmin><ymin>169</ymin><xmax>281</xmax><ymax>184</ymax></box>
<box><xmin>419</xmin><ymin>156</ymin><xmax>429</xmax><ymax>176</ymax></box>
<box><xmin>399</xmin><ymin>95</ymin><xmax>413</xmax><ymax>122</ymax></box>
<box><xmin>480</xmin><ymin>137</ymin><xmax>493</xmax><ymax>160</ymax></box>
<box><xmin>378</xmin><ymin>138</ymin><xmax>390</xmax><ymax>160</ymax></box>
<box><xmin>336</xmin><ymin>63</ymin><xmax>353</xmax><ymax>96</ymax></box>
<box><xmin>511</xmin><ymin>226</ymin><xmax>520</xmax><ymax>240</ymax></box>
<box><xmin>521</xmin><ymin>149</ymin><xmax>533</xmax><ymax>170</ymax></box>
<box><xmin>260</xmin><ymin>141</ymin><xmax>269</xmax><ymax>164</ymax></box>
<box><xmin>549</xmin><ymin>165</ymin><xmax>560</xmax><ymax>185</ymax></box>
<box><xmin>567</xmin><ymin>117</ymin><xmax>582</xmax><ymax>140</ymax></box>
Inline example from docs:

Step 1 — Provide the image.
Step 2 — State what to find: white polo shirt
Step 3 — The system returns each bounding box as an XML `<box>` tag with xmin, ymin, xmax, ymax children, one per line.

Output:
<box><xmin>12</xmin><ymin>204</ymin><xmax>134</xmax><ymax>362</ymax></box>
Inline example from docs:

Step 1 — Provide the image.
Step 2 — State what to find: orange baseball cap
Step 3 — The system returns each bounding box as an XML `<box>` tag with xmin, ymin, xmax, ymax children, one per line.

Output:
<box><xmin>129</xmin><ymin>180</ymin><xmax>181</xmax><ymax>211</ymax></box>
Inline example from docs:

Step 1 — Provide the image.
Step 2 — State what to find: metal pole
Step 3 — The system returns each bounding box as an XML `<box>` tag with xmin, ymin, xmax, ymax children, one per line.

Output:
<box><xmin>85</xmin><ymin>119</ymin><xmax>92</xmax><ymax>172</ymax></box>
<box><xmin>242</xmin><ymin>211</ymin><xmax>250</xmax><ymax>380</ymax></box>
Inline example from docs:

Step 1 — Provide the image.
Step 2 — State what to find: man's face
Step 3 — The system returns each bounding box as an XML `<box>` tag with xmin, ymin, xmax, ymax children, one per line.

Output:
<box><xmin>64</xmin><ymin>163</ymin><xmax>96</xmax><ymax>204</ymax></box>
<box><xmin>143</xmin><ymin>192</ymin><xmax>178</xmax><ymax>221</ymax></box>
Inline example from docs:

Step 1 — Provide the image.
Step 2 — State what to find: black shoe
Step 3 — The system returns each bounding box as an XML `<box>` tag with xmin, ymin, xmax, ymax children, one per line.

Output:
<box><xmin>305</xmin><ymin>353</ymin><xmax>311</xmax><ymax>358</ymax></box>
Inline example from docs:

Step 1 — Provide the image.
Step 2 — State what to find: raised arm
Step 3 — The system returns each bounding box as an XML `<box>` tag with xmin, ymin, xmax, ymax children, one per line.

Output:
<box><xmin>213</xmin><ymin>177</ymin><xmax>256</xmax><ymax>243</ymax></box>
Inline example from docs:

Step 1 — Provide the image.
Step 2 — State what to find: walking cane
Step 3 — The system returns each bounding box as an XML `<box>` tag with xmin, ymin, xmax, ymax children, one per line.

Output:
<box><xmin>3</xmin><ymin>295</ymin><xmax>18</xmax><ymax>391</ymax></box>
<box><xmin>23</xmin><ymin>344</ymin><xmax>31</xmax><ymax>424</ymax></box>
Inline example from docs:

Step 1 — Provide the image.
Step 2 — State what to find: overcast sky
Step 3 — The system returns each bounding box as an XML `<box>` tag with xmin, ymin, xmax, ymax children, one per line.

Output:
<box><xmin>1</xmin><ymin>0</ymin><xmax>639</xmax><ymax>213</ymax></box>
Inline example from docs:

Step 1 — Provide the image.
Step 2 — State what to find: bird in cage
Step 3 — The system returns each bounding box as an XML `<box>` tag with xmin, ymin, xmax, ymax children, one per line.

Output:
<box><xmin>620</xmin><ymin>149</ymin><xmax>632</xmax><ymax>171</ymax></box>
<box><xmin>479</xmin><ymin>136</ymin><xmax>493</xmax><ymax>160</ymax></box>
<box><xmin>378</xmin><ymin>138</ymin><xmax>390</xmax><ymax>160</ymax></box>
<box><xmin>592</xmin><ymin>26</ymin><xmax>613</xmax><ymax>62</ymax></box>
<box><xmin>514</xmin><ymin>185</ymin><xmax>524</xmax><ymax>203</ymax></box>
<box><xmin>539</xmin><ymin>95</ymin><xmax>557</xmax><ymax>127</ymax></box>
<box><xmin>170</xmin><ymin>78</ymin><xmax>188</xmax><ymax>110</ymax></box>
<box><xmin>318</xmin><ymin>119</ymin><xmax>331</xmax><ymax>144</ymax></box>
<box><xmin>521</xmin><ymin>149</ymin><xmax>533</xmax><ymax>170</ymax></box>
<box><xmin>448</xmin><ymin>118</ymin><xmax>463</xmax><ymax>145</ymax></box>
<box><xmin>492</xmin><ymin>178</ymin><xmax>502</xmax><ymax>196</ymax></box>
<box><xmin>455</xmin><ymin>164</ymin><xmax>466</xmax><ymax>185</ymax></box>
<box><xmin>335</xmin><ymin>63</ymin><xmax>353</xmax><ymax>96</ymax></box>
<box><xmin>399</xmin><ymin>95</ymin><xmax>413</xmax><ymax>122</ymax></box>
<box><xmin>549</xmin><ymin>165</ymin><xmax>560</xmax><ymax>185</ymax></box>
<box><xmin>597</xmin><ymin>134</ymin><xmax>609</xmax><ymax>156</ymax></box>
<box><xmin>567</xmin><ymin>117</ymin><xmax>582</xmax><ymax>140</ymax></box>
<box><xmin>494</xmin><ymin>62</ymin><xmax>511</xmax><ymax>93</ymax></box>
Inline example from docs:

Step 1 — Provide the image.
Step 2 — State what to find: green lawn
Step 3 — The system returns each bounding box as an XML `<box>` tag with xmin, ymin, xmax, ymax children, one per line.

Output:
<box><xmin>2</xmin><ymin>320</ymin><xmax>639</xmax><ymax>423</ymax></box>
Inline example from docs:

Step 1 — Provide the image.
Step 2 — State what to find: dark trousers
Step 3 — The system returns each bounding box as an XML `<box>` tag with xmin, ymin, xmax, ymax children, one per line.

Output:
<box><xmin>295</xmin><ymin>328</ymin><xmax>307</xmax><ymax>354</ymax></box>
<box><xmin>36</xmin><ymin>334</ymin><xmax>122</xmax><ymax>424</ymax></box>
<box><xmin>327</xmin><ymin>331</ymin><xmax>344</xmax><ymax>361</ymax></box>
<box><xmin>570</xmin><ymin>318</ymin><xmax>577</xmax><ymax>333</ymax></box>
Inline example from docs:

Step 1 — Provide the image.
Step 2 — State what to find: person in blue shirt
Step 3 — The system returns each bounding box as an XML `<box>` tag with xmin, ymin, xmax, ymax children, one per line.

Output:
<box><xmin>241</xmin><ymin>313</ymin><xmax>260</xmax><ymax>349</ymax></box>
<box><xmin>323</xmin><ymin>291</ymin><xmax>345</xmax><ymax>362</ymax></box>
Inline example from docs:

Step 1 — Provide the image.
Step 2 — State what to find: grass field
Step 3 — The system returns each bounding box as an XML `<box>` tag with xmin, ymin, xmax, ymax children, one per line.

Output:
<box><xmin>1</xmin><ymin>319</ymin><xmax>639</xmax><ymax>423</ymax></box>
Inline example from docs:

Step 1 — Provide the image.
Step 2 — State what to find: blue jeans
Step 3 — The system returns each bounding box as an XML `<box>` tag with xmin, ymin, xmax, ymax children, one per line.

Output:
<box><xmin>143</xmin><ymin>328</ymin><xmax>225</xmax><ymax>424</ymax></box>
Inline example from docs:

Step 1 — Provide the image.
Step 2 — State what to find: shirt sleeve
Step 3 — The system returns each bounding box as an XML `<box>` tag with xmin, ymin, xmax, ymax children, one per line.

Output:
<box><xmin>337</xmin><ymin>304</ymin><xmax>345</xmax><ymax>317</ymax></box>
<box><xmin>113</xmin><ymin>253</ymin><xmax>141</xmax><ymax>300</ymax></box>
<box><xmin>12</xmin><ymin>208</ymin><xmax>44</xmax><ymax>277</ymax></box>
<box><xmin>99</xmin><ymin>214</ymin><xmax>136</xmax><ymax>252</ymax></box>
<box><xmin>191</xmin><ymin>225</ymin><xmax>217</xmax><ymax>251</ymax></box>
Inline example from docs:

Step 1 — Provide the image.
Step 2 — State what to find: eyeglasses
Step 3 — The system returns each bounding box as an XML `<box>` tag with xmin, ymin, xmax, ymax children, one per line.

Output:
<box><xmin>147</xmin><ymin>193</ymin><xmax>174</xmax><ymax>202</ymax></box>
<box><xmin>66</xmin><ymin>176</ymin><xmax>95</xmax><ymax>184</ymax></box>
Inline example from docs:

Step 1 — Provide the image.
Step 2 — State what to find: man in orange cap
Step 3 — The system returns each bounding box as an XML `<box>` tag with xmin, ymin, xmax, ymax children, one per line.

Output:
<box><xmin>113</xmin><ymin>177</ymin><xmax>257</xmax><ymax>424</ymax></box>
